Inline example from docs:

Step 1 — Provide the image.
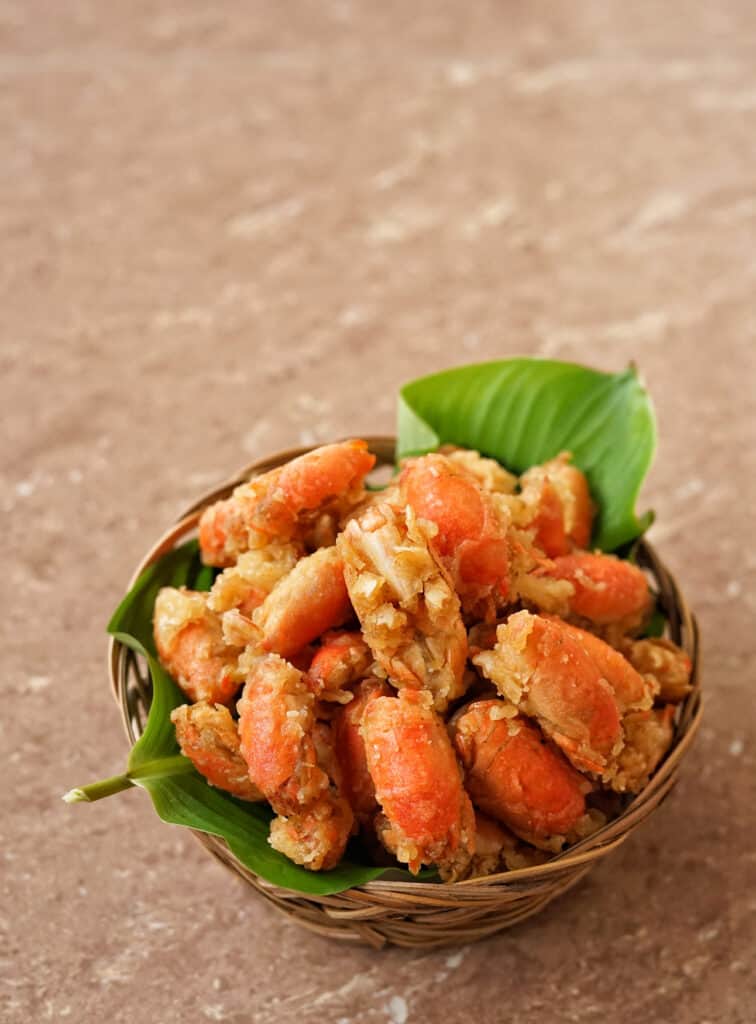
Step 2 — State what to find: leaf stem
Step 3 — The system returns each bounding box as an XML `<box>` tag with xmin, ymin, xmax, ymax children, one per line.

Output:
<box><xmin>128</xmin><ymin>755</ymin><xmax>195</xmax><ymax>782</ymax></box>
<box><xmin>63</xmin><ymin>755</ymin><xmax>194</xmax><ymax>804</ymax></box>
<box><xmin>63</xmin><ymin>774</ymin><xmax>134</xmax><ymax>803</ymax></box>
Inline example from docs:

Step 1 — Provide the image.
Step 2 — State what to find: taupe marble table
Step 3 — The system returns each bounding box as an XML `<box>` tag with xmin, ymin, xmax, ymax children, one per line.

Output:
<box><xmin>4</xmin><ymin>2</ymin><xmax>755</xmax><ymax>1021</ymax></box>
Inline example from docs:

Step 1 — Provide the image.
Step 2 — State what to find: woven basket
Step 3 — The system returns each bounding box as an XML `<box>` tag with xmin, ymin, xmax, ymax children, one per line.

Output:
<box><xmin>109</xmin><ymin>436</ymin><xmax>702</xmax><ymax>949</ymax></box>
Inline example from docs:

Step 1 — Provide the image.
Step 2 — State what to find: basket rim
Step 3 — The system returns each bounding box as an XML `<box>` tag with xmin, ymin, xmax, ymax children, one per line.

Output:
<box><xmin>108</xmin><ymin>435</ymin><xmax>703</xmax><ymax>900</ymax></box>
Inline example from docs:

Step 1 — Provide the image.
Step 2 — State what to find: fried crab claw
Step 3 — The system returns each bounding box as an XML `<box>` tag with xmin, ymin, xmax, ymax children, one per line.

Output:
<box><xmin>450</xmin><ymin>699</ymin><xmax>596</xmax><ymax>851</ymax></box>
<box><xmin>153</xmin><ymin>587</ymin><xmax>242</xmax><ymax>705</ymax></box>
<box><xmin>305</xmin><ymin>630</ymin><xmax>374</xmax><ymax>704</ymax></box>
<box><xmin>473</xmin><ymin>610</ymin><xmax>658</xmax><ymax>790</ymax></box>
<box><xmin>331</xmin><ymin>677</ymin><xmax>392</xmax><ymax>824</ymax></box>
<box><xmin>171</xmin><ymin>701</ymin><xmax>264</xmax><ymax>801</ymax></box>
<box><xmin>251</xmin><ymin>546</ymin><xmax>353</xmax><ymax>660</ymax></box>
<box><xmin>362</xmin><ymin>690</ymin><xmax>475</xmax><ymax>878</ymax></box>
<box><xmin>516</xmin><ymin>452</ymin><xmax>595</xmax><ymax>557</ymax></box>
<box><xmin>534</xmin><ymin>551</ymin><xmax>652</xmax><ymax>640</ymax></box>
<box><xmin>337</xmin><ymin>501</ymin><xmax>468</xmax><ymax>713</ymax></box>
<box><xmin>400</xmin><ymin>452</ymin><xmax>512</xmax><ymax>619</ymax></box>
<box><xmin>237</xmin><ymin>652</ymin><xmax>353</xmax><ymax>870</ymax></box>
<box><xmin>199</xmin><ymin>439</ymin><xmax>376</xmax><ymax>567</ymax></box>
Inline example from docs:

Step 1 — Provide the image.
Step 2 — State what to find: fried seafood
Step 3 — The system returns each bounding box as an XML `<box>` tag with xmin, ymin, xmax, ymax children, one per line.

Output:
<box><xmin>362</xmin><ymin>690</ymin><xmax>475</xmax><ymax>877</ymax></box>
<box><xmin>439</xmin><ymin>446</ymin><xmax>518</xmax><ymax>495</ymax></box>
<box><xmin>153</xmin><ymin>587</ymin><xmax>242</xmax><ymax>705</ymax></box>
<box><xmin>541</xmin><ymin>615</ymin><xmax>656</xmax><ymax>712</ymax></box>
<box><xmin>306</xmin><ymin>630</ymin><xmax>374</xmax><ymax>703</ymax></box>
<box><xmin>237</xmin><ymin>653</ymin><xmax>353</xmax><ymax>869</ymax></box>
<box><xmin>473</xmin><ymin>611</ymin><xmax>625</xmax><ymax>778</ymax></box>
<box><xmin>620</xmin><ymin>637</ymin><xmax>693</xmax><ymax>703</ymax></box>
<box><xmin>451</xmin><ymin>700</ymin><xmax>592</xmax><ymax>850</ymax></box>
<box><xmin>171</xmin><ymin>702</ymin><xmax>264</xmax><ymax>801</ymax></box>
<box><xmin>517</xmin><ymin>453</ymin><xmax>594</xmax><ymax>557</ymax></box>
<box><xmin>199</xmin><ymin>439</ymin><xmax>376</xmax><ymax>567</ymax></box>
<box><xmin>535</xmin><ymin>551</ymin><xmax>652</xmax><ymax>638</ymax></box>
<box><xmin>460</xmin><ymin>813</ymin><xmax>550</xmax><ymax>879</ymax></box>
<box><xmin>237</xmin><ymin>652</ymin><xmax>328</xmax><ymax>811</ymax></box>
<box><xmin>207</xmin><ymin>543</ymin><xmax>300</xmax><ymax>615</ymax></box>
<box><xmin>611</xmin><ymin>707</ymin><xmax>675</xmax><ymax>793</ymax></box>
<box><xmin>338</xmin><ymin>502</ymin><xmax>468</xmax><ymax>712</ymax></box>
<box><xmin>269</xmin><ymin>796</ymin><xmax>354</xmax><ymax>871</ymax></box>
<box><xmin>400</xmin><ymin>452</ymin><xmax>511</xmax><ymax>618</ymax></box>
<box><xmin>473</xmin><ymin>611</ymin><xmax>668</xmax><ymax>792</ymax></box>
<box><xmin>252</xmin><ymin>546</ymin><xmax>353</xmax><ymax>660</ymax></box>
<box><xmin>332</xmin><ymin>677</ymin><xmax>392</xmax><ymax>823</ymax></box>
<box><xmin>154</xmin><ymin>438</ymin><xmax>689</xmax><ymax>877</ymax></box>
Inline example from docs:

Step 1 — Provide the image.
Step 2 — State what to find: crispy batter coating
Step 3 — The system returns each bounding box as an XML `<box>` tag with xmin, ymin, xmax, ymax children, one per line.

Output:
<box><xmin>237</xmin><ymin>653</ymin><xmax>327</xmax><ymax>811</ymax></box>
<box><xmin>332</xmin><ymin>677</ymin><xmax>392</xmax><ymax>823</ymax></box>
<box><xmin>237</xmin><ymin>653</ymin><xmax>354</xmax><ymax>869</ymax></box>
<box><xmin>338</xmin><ymin>502</ymin><xmax>468</xmax><ymax>712</ymax></box>
<box><xmin>306</xmin><ymin>630</ymin><xmax>374</xmax><ymax>703</ymax></box>
<box><xmin>439</xmin><ymin>446</ymin><xmax>518</xmax><ymax>494</ymax></box>
<box><xmin>620</xmin><ymin>637</ymin><xmax>693</xmax><ymax>703</ymax></box>
<box><xmin>508</xmin><ymin>530</ymin><xmax>576</xmax><ymax>616</ymax></box>
<box><xmin>518</xmin><ymin>452</ymin><xmax>594</xmax><ymax>557</ymax></box>
<box><xmin>474</xmin><ymin>611</ymin><xmax>624</xmax><ymax>777</ymax></box>
<box><xmin>362</xmin><ymin>690</ymin><xmax>475</xmax><ymax>876</ymax></box>
<box><xmin>199</xmin><ymin>439</ymin><xmax>376</xmax><ymax>566</ymax></box>
<box><xmin>457</xmin><ymin>813</ymin><xmax>551</xmax><ymax>879</ymax></box>
<box><xmin>252</xmin><ymin>546</ymin><xmax>353</xmax><ymax>660</ymax></box>
<box><xmin>536</xmin><ymin>552</ymin><xmax>652</xmax><ymax>638</ymax></box>
<box><xmin>171</xmin><ymin>702</ymin><xmax>264</xmax><ymax>801</ymax></box>
<box><xmin>207</xmin><ymin>543</ymin><xmax>300</xmax><ymax>615</ymax></box>
<box><xmin>153</xmin><ymin>587</ymin><xmax>242</xmax><ymax>705</ymax></box>
<box><xmin>266</xmin><ymin>718</ymin><xmax>354</xmax><ymax>870</ymax></box>
<box><xmin>269</xmin><ymin>797</ymin><xmax>354</xmax><ymax>871</ymax></box>
<box><xmin>612</xmin><ymin>707</ymin><xmax>675</xmax><ymax>793</ymax></box>
<box><xmin>451</xmin><ymin>699</ymin><xmax>590</xmax><ymax>850</ymax></box>
<box><xmin>400</xmin><ymin>453</ymin><xmax>512</xmax><ymax>619</ymax></box>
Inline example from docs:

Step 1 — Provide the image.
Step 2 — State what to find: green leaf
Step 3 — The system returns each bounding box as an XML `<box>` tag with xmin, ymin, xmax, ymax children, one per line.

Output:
<box><xmin>82</xmin><ymin>556</ymin><xmax>414</xmax><ymax>894</ymax></box>
<box><xmin>108</xmin><ymin>539</ymin><xmax>213</xmax><ymax>655</ymax></box>
<box><xmin>643</xmin><ymin>607</ymin><xmax>667</xmax><ymax>638</ymax></box>
<box><xmin>397</xmin><ymin>359</ymin><xmax>657</xmax><ymax>551</ymax></box>
<box><xmin>78</xmin><ymin>357</ymin><xmax>658</xmax><ymax>893</ymax></box>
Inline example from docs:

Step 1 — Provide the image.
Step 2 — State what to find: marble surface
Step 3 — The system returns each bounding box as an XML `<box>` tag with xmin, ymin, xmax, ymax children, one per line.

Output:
<box><xmin>3</xmin><ymin>1</ymin><xmax>756</xmax><ymax>1021</ymax></box>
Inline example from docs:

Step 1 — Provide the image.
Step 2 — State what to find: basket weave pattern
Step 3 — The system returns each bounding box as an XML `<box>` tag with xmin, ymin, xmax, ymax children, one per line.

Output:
<box><xmin>109</xmin><ymin>438</ymin><xmax>702</xmax><ymax>949</ymax></box>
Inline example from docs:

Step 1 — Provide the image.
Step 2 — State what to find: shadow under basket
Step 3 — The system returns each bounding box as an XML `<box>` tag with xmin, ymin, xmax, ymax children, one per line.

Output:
<box><xmin>109</xmin><ymin>437</ymin><xmax>703</xmax><ymax>950</ymax></box>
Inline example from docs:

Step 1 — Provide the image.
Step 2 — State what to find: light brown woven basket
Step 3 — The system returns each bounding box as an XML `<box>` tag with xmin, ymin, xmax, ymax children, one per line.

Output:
<box><xmin>109</xmin><ymin>437</ymin><xmax>702</xmax><ymax>949</ymax></box>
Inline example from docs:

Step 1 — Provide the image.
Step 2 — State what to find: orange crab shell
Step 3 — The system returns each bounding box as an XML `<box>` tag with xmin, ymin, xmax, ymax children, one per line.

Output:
<box><xmin>541</xmin><ymin>614</ymin><xmax>655</xmax><ymax>712</ymax></box>
<box><xmin>332</xmin><ymin>677</ymin><xmax>392</xmax><ymax>822</ymax></box>
<box><xmin>519</xmin><ymin>454</ymin><xmax>595</xmax><ymax>557</ymax></box>
<box><xmin>198</xmin><ymin>439</ymin><xmax>376</xmax><ymax>567</ymax></box>
<box><xmin>362</xmin><ymin>690</ymin><xmax>475</xmax><ymax>874</ymax></box>
<box><xmin>400</xmin><ymin>453</ymin><xmax>510</xmax><ymax>599</ymax></box>
<box><xmin>237</xmin><ymin>653</ymin><xmax>328</xmax><ymax>812</ymax></box>
<box><xmin>171</xmin><ymin>702</ymin><xmax>264</xmax><ymax>802</ymax></box>
<box><xmin>253</xmin><ymin>547</ymin><xmax>353</xmax><ymax>660</ymax></box>
<box><xmin>474</xmin><ymin>611</ymin><xmax>624</xmax><ymax>774</ymax></box>
<box><xmin>153</xmin><ymin>587</ymin><xmax>241</xmax><ymax>706</ymax></box>
<box><xmin>540</xmin><ymin>551</ymin><xmax>651</xmax><ymax>629</ymax></box>
<box><xmin>452</xmin><ymin>700</ymin><xmax>589</xmax><ymax>846</ymax></box>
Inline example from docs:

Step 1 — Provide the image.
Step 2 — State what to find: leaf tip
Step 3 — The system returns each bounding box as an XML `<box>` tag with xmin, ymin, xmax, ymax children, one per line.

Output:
<box><xmin>62</xmin><ymin>788</ymin><xmax>90</xmax><ymax>804</ymax></box>
<box><xmin>639</xmin><ymin>508</ymin><xmax>655</xmax><ymax>533</ymax></box>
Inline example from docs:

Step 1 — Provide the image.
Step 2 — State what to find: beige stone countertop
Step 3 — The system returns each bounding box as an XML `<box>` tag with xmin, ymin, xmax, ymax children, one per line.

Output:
<box><xmin>3</xmin><ymin>2</ymin><xmax>755</xmax><ymax>1021</ymax></box>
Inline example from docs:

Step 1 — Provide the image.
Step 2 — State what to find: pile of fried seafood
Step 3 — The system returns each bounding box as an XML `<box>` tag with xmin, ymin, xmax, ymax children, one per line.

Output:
<box><xmin>153</xmin><ymin>440</ymin><xmax>692</xmax><ymax>880</ymax></box>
